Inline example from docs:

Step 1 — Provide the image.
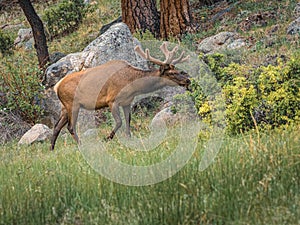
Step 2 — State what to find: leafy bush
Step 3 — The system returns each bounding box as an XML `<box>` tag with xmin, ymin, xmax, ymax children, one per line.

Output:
<box><xmin>189</xmin><ymin>53</ymin><xmax>300</xmax><ymax>134</ymax></box>
<box><xmin>0</xmin><ymin>53</ymin><xmax>44</xmax><ymax>124</ymax></box>
<box><xmin>255</xmin><ymin>58</ymin><xmax>300</xmax><ymax>129</ymax></box>
<box><xmin>223</xmin><ymin>72</ymin><xmax>258</xmax><ymax>133</ymax></box>
<box><xmin>42</xmin><ymin>0</ymin><xmax>91</xmax><ymax>38</ymax></box>
<box><xmin>0</xmin><ymin>30</ymin><xmax>13</xmax><ymax>55</ymax></box>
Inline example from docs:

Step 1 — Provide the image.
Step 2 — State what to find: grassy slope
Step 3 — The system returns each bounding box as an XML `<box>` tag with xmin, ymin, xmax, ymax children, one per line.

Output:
<box><xmin>0</xmin><ymin>125</ymin><xmax>299</xmax><ymax>224</ymax></box>
<box><xmin>0</xmin><ymin>0</ymin><xmax>300</xmax><ymax>224</ymax></box>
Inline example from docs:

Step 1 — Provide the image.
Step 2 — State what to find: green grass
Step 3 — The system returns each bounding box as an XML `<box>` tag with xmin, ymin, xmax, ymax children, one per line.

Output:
<box><xmin>0</xmin><ymin>124</ymin><xmax>299</xmax><ymax>224</ymax></box>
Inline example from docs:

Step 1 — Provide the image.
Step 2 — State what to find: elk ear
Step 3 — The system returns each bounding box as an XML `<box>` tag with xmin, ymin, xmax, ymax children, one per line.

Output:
<box><xmin>159</xmin><ymin>65</ymin><xmax>165</xmax><ymax>74</ymax></box>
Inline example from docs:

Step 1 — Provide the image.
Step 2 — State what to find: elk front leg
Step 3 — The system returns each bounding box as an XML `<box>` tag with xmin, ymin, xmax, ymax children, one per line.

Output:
<box><xmin>107</xmin><ymin>103</ymin><xmax>122</xmax><ymax>140</ymax></box>
<box><xmin>122</xmin><ymin>105</ymin><xmax>131</xmax><ymax>138</ymax></box>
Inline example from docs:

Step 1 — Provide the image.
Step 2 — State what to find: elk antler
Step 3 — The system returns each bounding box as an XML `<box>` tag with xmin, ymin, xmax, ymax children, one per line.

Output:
<box><xmin>134</xmin><ymin>42</ymin><xmax>190</xmax><ymax>66</ymax></box>
<box><xmin>159</xmin><ymin>42</ymin><xmax>179</xmax><ymax>64</ymax></box>
<box><xmin>171</xmin><ymin>51</ymin><xmax>190</xmax><ymax>65</ymax></box>
<box><xmin>134</xmin><ymin>45</ymin><xmax>165</xmax><ymax>66</ymax></box>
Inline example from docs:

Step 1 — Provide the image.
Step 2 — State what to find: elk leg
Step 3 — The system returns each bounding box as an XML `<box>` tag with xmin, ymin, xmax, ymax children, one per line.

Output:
<box><xmin>107</xmin><ymin>103</ymin><xmax>122</xmax><ymax>140</ymax></box>
<box><xmin>50</xmin><ymin>107</ymin><xmax>68</xmax><ymax>150</ymax></box>
<box><xmin>122</xmin><ymin>105</ymin><xmax>131</xmax><ymax>137</ymax></box>
<box><xmin>67</xmin><ymin>106</ymin><xmax>80</xmax><ymax>145</ymax></box>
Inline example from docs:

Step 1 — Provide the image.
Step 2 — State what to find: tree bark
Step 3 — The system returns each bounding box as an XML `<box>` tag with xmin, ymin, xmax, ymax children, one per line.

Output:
<box><xmin>18</xmin><ymin>0</ymin><xmax>49</xmax><ymax>69</ymax></box>
<box><xmin>121</xmin><ymin>0</ymin><xmax>160</xmax><ymax>38</ymax></box>
<box><xmin>160</xmin><ymin>0</ymin><xmax>192</xmax><ymax>39</ymax></box>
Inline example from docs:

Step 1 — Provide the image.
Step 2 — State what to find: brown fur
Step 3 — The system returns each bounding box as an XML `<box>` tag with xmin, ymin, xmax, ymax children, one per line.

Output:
<box><xmin>50</xmin><ymin>48</ymin><xmax>190</xmax><ymax>150</ymax></box>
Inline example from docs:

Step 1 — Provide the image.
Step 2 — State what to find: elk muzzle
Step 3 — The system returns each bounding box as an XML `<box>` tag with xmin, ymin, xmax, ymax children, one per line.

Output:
<box><xmin>179</xmin><ymin>70</ymin><xmax>191</xmax><ymax>90</ymax></box>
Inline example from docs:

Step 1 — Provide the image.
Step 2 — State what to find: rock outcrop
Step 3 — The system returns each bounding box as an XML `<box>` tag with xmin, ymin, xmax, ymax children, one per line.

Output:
<box><xmin>197</xmin><ymin>32</ymin><xmax>246</xmax><ymax>54</ymax></box>
<box><xmin>18</xmin><ymin>124</ymin><xmax>52</xmax><ymax>145</ymax></box>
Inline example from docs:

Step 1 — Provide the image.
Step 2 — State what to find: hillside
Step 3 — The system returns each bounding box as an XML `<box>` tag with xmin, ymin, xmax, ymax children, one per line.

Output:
<box><xmin>1</xmin><ymin>0</ymin><xmax>299</xmax><ymax>58</ymax></box>
<box><xmin>0</xmin><ymin>0</ymin><xmax>299</xmax><ymax>140</ymax></box>
<box><xmin>1</xmin><ymin>0</ymin><xmax>299</xmax><ymax>139</ymax></box>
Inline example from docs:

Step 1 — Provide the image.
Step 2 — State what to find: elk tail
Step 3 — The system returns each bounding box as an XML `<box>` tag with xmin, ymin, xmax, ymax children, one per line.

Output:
<box><xmin>53</xmin><ymin>78</ymin><xmax>64</xmax><ymax>93</ymax></box>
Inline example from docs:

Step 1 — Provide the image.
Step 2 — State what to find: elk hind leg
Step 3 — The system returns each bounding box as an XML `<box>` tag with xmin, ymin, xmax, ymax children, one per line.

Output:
<box><xmin>122</xmin><ymin>105</ymin><xmax>131</xmax><ymax>138</ymax></box>
<box><xmin>107</xmin><ymin>103</ymin><xmax>122</xmax><ymax>140</ymax></box>
<box><xmin>51</xmin><ymin>107</ymin><xmax>68</xmax><ymax>150</ymax></box>
<box><xmin>66</xmin><ymin>105</ymin><xmax>80</xmax><ymax>145</ymax></box>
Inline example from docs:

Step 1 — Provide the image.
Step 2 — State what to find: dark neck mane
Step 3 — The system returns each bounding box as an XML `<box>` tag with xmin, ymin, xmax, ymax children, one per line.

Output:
<box><xmin>128</xmin><ymin>65</ymin><xmax>160</xmax><ymax>80</ymax></box>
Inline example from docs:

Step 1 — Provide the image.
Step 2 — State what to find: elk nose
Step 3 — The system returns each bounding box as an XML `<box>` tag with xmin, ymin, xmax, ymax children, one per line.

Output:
<box><xmin>185</xmin><ymin>79</ymin><xmax>191</xmax><ymax>91</ymax></box>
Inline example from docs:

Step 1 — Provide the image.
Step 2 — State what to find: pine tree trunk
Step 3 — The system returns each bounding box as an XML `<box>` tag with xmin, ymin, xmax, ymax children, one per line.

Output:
<box><xmin>121</xmin><ymin>0</ymin><xmax>160</xmax><ymax>38</ymax></box>
<box><xmin>18</xmin><ymin>0</ymin><xmax>49</xmax><ymax>69</ymax></box>
<box><xmin>160</xmin><ymin>0</ymin><xmax>192</xmax><ymax>39</ymax></box>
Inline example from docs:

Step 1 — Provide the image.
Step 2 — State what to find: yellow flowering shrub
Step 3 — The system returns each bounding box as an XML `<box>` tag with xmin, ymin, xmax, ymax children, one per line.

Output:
<box><xmin>188</xmin><ymin>53</ymin><xmax>300</xmax><ymax>134</ymax></box>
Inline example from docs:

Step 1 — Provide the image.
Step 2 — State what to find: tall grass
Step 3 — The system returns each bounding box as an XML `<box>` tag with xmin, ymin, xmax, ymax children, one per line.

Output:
<box><xmin>0</xmin><ymin>124</ymin><xmax>299</xmax><ymax>224</ymax></box>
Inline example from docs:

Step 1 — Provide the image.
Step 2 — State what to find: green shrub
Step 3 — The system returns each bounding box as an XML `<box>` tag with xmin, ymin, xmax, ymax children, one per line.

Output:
<box><xmin>201</xmin><ymin>53</ymin><xmax>237</xmax><ymax>85</ymax></box>
<box><xmin>0</xmin><ymin>53</ymin><xmax>44</xmax><ymax>124</ymax></box>
<box><xmin>42</xmin><ymin>0</ymin><xmax>91</xmax><ymax>38</ymax></box>
<box><xmin>188</xmin><ymin>78</ymin><xmax>213</xmax><ymax>124</ymax></box>
<box><xmin>256</xmin><ymin>58</ymin><xmax>300</xmax><ymax>128</ymax></box>
<box><xmin>201</xmin><ymin>53</ymin><xmax>226</xmax><ymax>80</ymax></box>
<box><xmin>190</xmin><ymin>53</ymin><xmax>300</xmax><ymax>134</ymax></box>
<box><xmin>223</xmin><ymin>74</ymin><xmax>258</xmax><ymax>133</ymax></box>
<box><xmin>0</xmin><ymin>30</ymin><xmax>13</xmax><ymax>55</ymax></box>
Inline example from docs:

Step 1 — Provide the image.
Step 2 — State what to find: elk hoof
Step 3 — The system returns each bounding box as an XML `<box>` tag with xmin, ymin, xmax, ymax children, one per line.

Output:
<box><xmin>106</xmin><ymin>131</ymin><xmax>115</xmax><ymax>141</ymax></box>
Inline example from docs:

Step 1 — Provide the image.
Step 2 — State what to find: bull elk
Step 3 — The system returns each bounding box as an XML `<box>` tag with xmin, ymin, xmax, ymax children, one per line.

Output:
<box><xmin>50</xmin><ymin>42</ymin><xmax>190</xmax><ymax>150</ymax></box>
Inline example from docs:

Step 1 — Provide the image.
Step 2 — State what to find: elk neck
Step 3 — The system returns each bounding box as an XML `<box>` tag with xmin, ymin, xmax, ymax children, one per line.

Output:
<box><xmin>127</xmin><ymin>66</ymin><xmax>161</xmax><ymax>80</ymax></box>
<box><xmin>119</xmin><ymin>66</ymin><xmax>166</xmax><ymax>96</ymax></box>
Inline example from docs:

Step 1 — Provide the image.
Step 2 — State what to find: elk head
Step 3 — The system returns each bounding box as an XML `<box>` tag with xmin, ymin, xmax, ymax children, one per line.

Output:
<box><xmin>135</xmin><ymin>42</ymin><xmax>191</xmax><ymax>89</ymax></box>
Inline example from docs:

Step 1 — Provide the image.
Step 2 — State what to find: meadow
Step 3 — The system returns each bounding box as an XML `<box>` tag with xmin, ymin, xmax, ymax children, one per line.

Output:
<box><xmin>0</xmin><ymin>123</ymin><xmax>299</xmax><ymax>224</ymax></box>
